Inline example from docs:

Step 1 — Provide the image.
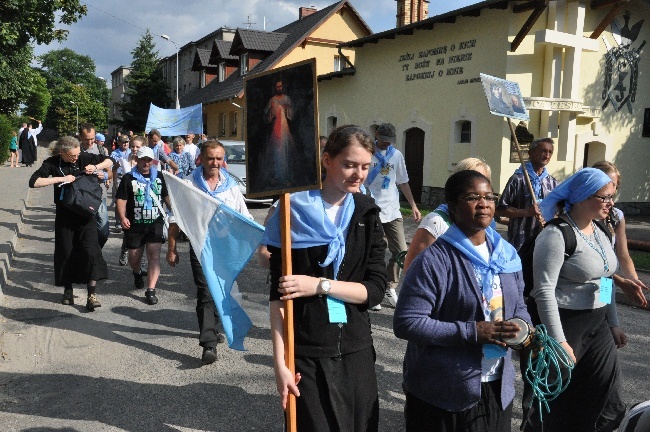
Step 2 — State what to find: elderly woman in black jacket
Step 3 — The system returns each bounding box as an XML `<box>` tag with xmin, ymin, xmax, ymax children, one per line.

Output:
<box><xmin>263</xmin><ymin>125</ymin><xmax>387</xmax><ymax>432</ymax></box>
<box><xmin>29</xmin><ymin>136</ymin><xmax>115</xmax><ymax>311</ymax></box>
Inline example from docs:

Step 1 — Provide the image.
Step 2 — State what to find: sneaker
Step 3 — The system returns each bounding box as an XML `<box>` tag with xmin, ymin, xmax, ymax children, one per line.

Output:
<box><xmin>216</xmin><ymin>333</ymin><xmax>226</xmax><ymax>344</ymax></box>
<box><xmin>61</xmin><ymin>289</ymin><xmax>74</xmax><ymax>305</ymax></box>
<box><xmin>133</xmin><ymin>271</ymin><xmax>144</xmax><ymax>289</ymax></box>
<box><xmin>119</xmin><ymin>248</ymin><xmax>128</xmax><ymax>266</ymax></box>
<box><xmin>112</xmin><ymin>224</ymin><xmax>122</xmax><ymax>234</ymax></box>
<box><xmin>202</xmin><ymin>346</ymin><xmax>217</xmax><ymax>365</ymax></box>
<box><xmin>145</xmin><ymin>289</ymin><xmax>158</xmax><ymax>305</ymax></box>
<box><xmin>86</xmin><ymin>293</ymin><xmax>101</xmax><ymax>312</ymax></box>
<box><xmin>385</xmin><ymin>288</ymin><xmax>398</xmax><ymax>308</ymax></box>
<box><xmin>369</xmin><ymin>304</ymin><xmax>382</xmax><ymax>311</ymax></box>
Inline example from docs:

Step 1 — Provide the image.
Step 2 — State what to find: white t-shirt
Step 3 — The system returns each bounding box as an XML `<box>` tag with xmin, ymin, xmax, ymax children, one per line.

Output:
<box><xmin>365</xmin><ymin>147</ymin><xmax>409</xmax><ymax>223</ymax></box>
<box><xmin>185</xmin><ymin>143</ymin><xmax>199</xmax><ymax>161</ymax></box>
<box><xmin>418</xmin><ymin>211</ymin><xmax>450</xmax><ymax>239</ymax></box>
<box><xmin>473</xmin><ymin>241</ymin><xmax>504</xmax><ymax>382</ymax></box>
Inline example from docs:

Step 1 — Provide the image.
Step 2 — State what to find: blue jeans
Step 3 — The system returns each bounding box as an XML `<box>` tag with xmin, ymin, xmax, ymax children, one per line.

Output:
<box><xmin>96</xmin><ymin>198</ymin><xmax>109</xmax><ymax>248</ymax></box>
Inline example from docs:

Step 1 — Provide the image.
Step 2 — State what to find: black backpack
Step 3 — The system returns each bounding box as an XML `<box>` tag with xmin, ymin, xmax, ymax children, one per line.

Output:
<box><xmin>61</xmin><ymin>174</ymin><xmax>103</xmax><ymax>219</ymax></box>
<box><xmin>519</xmin><ymin>217</ymin><xmax>612</xmax><ymax>298</ymax></box>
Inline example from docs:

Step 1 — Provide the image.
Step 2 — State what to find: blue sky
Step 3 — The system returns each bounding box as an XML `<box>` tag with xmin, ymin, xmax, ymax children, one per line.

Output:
<box><xmin>33</xmin><ymin>0</ymin><xmax>480</xmax><ymax>82</ymax></box>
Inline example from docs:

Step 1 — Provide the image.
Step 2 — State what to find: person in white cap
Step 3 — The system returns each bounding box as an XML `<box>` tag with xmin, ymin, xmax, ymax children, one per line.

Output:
<box><xmin>115</xmin><ymin>146</ymin><xmax>171</xmax><ymax>305</ymax></box>
<box><xmin>364</xmin><ymin>123</ymin><xmax>421</xmax><ymax>310</ymax></box>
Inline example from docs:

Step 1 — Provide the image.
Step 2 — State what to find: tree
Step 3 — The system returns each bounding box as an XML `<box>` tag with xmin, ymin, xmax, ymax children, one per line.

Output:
<box><xmin>37</xmin><ymin>49</ymin><xmax>109</xmax><ymax>132</ymax></box>
<box><xmin>119</xmin><ymin>29</ymin><xmax>172</xmax><ymax>131</ymax></box>
<box><xmin>0</xmin><ymin>47</ymin><xmax>41</xmax><ymax>114</ymax></box>
<box><xmin>24</xmin><ymin>72</ymin><xmax>52</xmax><ymax>122</ymax></box>
<box><xmin>0</xmin><ymin>0</ymin><xmax>87</xmax><ymax>114</ymax></box>
<box><xmin>0</xmin><ymin>0</ymin><xmax>86</xmax><ymax>58</ymax></box>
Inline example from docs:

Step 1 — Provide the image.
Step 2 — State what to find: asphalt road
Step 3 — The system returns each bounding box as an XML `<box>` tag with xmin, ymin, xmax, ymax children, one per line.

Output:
<box><xmin>1</xmin><ymin>187</ymin><xmax>649</xmax><ymax>431</ymax></box>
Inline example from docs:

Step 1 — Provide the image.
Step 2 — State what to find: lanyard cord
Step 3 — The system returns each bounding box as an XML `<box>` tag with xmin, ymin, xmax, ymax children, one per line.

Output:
<box><xmin>565</xmin><ymin>213</ymin><xmax>610</xmax><ymax>273</ymax></box>
<box><xmin>524</xmin><ymin>324</ymin><xmax>576</xmax><ymax>423</ymax></box>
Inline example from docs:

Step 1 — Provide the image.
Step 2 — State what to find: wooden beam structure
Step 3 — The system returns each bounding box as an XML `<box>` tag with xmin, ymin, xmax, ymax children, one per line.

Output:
<box><xmin>590</xmin><ymin>0</ymin><xmax>629</xmax><ymax>39</ymax></box>
<box><xmin>511</xmin><ymin>1</ymin><xmax>548</xmax><ymax>52</ymax></box>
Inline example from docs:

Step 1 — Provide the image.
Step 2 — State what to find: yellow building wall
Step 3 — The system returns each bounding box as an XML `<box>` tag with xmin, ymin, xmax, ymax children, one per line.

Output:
<box><xmin>319</xmin><ymin>2</ymin><xmax>650</xmax><ymax>203</ymax></box>
<box><xmin>203</xmin><ymin>100</ymin><xmax>245</xmax><ymax>141</ymax></box>
<box><xmin>277</xmin><ymin>7</ymin><xmax>369</xmax><ymax>75</ymax></box>
<box><xmin>319</xmin><ymin>6</ymin><xmax>529</xmax><ymax>194</ymax></box>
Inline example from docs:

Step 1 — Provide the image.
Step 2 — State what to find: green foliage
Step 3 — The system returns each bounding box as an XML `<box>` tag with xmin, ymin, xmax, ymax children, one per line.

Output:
<box><xmin>0</xmin><ymin>0</ymin><xmax>86</xmax><ymax>58</ymax></box>
<box><xmin>24</xmin><ymin>72</ymin><xmax>52</xmax><ymax>121</ymax></box>
<box><xmin>0</xmin><ymin>0</ymin><xmax>86</xmax><ymax>114</ymax></box>
<box><xmin>0</xmin><ymin>114</ymin><xmax>16</xmax><ymax>161</ymax></box>
<box><xmin>119</xmin><ymin>29</ymin><xmax>172</xmax><ymax>131</ymax></box>
<box><xmin>630</xmin><ymin>251</ymin><xmax>650</xmax><ymax>271</ymax></box>
<box><xmin>37</xmin><ymin>48</ymin><xmax>110</xmax><ymax>132</ymax></box>
<box><xmin>0</xmin><ymin>46</ymin><xmax>41</xmax><ymax>114</ymax></box>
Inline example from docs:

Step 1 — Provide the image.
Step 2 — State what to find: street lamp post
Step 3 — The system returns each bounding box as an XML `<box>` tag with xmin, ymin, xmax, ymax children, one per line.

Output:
<box><xmin>161</xmin><ymin>34</ymin><xmax>180</xmax><ymax>109</ymax></box>
<box><xmin>70</xmin><ymin>100</ymin><xmax>79</xmax><ymax>132</ymax></box>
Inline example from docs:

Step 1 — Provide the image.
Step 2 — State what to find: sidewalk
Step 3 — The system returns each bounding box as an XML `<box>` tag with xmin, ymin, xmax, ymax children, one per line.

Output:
<box><xmin>0</xmin><ymin>154</ymin><xmax>41</xmax><ymax>294</ymax></box>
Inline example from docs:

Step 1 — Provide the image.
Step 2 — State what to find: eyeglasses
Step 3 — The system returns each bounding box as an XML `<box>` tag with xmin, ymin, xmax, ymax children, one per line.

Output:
<box><xmin>460</xmin><ymin>194</ymin><xmax>499</xmax><ymax>203</ymax></box>
<box><xmin>591</xmin><ymin>194</ymin><xmax>615</xmax><ymax>203</ymax></box>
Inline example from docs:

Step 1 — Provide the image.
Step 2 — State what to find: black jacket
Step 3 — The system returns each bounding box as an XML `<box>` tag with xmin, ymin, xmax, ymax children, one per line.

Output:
<box><xmin>269</xmin><ymin>192</ymin><xmax>387</xmax><ymax>358</ymax></box>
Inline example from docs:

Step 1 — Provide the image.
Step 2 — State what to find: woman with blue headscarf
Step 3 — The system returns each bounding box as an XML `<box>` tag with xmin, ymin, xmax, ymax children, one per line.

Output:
<box><xmin>264</xmin><ymin>125</ymin><xmax>387</xmax><ymax>431</ymax></box>
<box><xmin>524</xmin><ymin>168</ymin><xmax>623</xmax><ymax>432</ymax></box>
<box><xmin>394</xmin><ymin>170</ymin><xmax>531</xmax><ymax>432</ymax></box>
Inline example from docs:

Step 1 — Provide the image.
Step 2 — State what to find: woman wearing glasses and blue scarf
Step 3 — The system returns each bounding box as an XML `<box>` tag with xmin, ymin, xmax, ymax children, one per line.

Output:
<box><xmin>394</xmin><ymin>170</ymin><xmax>531</xmax><ymax>432</ymax></box>
<box><xmin>523</xmin><ymin>168</ymin><xmax>623</xmax><ymax>432</ymax></box>
<box><xmin>264</xmin><ymin>125</ymin><xmax>387</xmax><ymax>431</ymax></box>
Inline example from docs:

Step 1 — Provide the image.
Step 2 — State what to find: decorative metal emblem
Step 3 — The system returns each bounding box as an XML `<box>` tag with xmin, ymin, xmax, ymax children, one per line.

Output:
<box><xmin>602</xmin><ymin>11</ymin><xmax>645</xmax><ymax>113</ymax></box>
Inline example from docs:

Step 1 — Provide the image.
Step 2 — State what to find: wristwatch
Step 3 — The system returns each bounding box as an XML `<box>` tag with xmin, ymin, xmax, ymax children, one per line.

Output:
<box><xmin>318</xmin><ymin>278</ymin><xmax>332</xmax><ymax>297</ymax></box>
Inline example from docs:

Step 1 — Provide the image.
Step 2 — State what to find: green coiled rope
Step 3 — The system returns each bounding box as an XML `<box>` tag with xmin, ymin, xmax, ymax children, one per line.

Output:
<box><xmin>524</xmin><ymin>324</ymin><xmax>576</xmax><ymax>422</ymax></box>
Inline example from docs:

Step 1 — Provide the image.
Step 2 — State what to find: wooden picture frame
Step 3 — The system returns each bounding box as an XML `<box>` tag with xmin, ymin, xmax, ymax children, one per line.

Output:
<box><xmin>244</xmin><ymin>58</ymin><xmax>321</xmax><ymax>198</ymax></box>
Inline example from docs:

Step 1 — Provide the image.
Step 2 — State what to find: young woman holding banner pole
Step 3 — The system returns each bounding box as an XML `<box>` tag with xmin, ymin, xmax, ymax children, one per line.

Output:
<box><xmin>263</xmin><ymin>125</ymin><xmax>387</xmax><ymax>431</ymax></box>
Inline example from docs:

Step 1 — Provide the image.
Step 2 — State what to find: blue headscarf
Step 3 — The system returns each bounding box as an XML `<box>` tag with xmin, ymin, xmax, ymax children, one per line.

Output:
<box><xmin>263</xmin><ymin>190</ymin><xmax>355</xmax><ymax>280</ymax></box>
<box><xmin>539</xmin><ymin>168</ymin><xmax>612</xmax><ymax>221</ymax></box>
<box><xmin>515</xmin><ymin>161</ymin><xmax>549</xmax><ymax>201</ymax></box>
<box><xmin>192</xmin><ymin>167</ymin><xmax>237</xmax><ymax>198</ymax></box>
<box><xmin>439</xmin><ymin>224</ymin><xmax>522</xmax><ymax>301</ymax></box>
<box><xmin>130</xmin><ymin>165</ymin><xmax>158</xmax><ymax>210</ymax></box>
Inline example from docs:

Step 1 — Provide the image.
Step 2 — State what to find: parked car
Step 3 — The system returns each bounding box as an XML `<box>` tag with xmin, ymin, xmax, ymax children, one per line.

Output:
<box><xmin>221</xmin><ymin>140</ymin><xmax>273</xmax><ymax>204</ymax></box>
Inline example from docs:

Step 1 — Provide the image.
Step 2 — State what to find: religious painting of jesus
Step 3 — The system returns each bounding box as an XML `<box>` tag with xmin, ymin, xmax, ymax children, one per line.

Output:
<box><xmin>244</xmin><ymin>59</ymin><xmax>320</xmax><ymax>197</ymax></box>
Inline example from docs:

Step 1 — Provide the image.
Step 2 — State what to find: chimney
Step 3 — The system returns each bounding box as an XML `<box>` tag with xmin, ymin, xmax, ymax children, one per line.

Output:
<box><xmin>396</xmin><ymin>0</ymin><xmax>429</xmax><ymax>27</ymax></box>
<box><xmin>299</xmin><ymin>6</ymin><xmax>317</xmax><ymax>19</ymax></box>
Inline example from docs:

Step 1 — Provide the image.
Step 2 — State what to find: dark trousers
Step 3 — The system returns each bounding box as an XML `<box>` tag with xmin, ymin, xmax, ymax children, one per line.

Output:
<box><xmin>293</xmin><ymin>347</ymin><xmax>379</xmax><ymax>432</ymax></box>
<box><xmin>189</xmin><ymin>246</ymin><xmax>219</xmax><ymax>348</ymax></box>
<box><xmin>405</xmin><ymin>381</ymin><xmax>512</xmax><ymax>432</ymax></box>
<box><xmin>522</xmin><ymin>307</ymin><xmax>623</xmax><ymax>432</ymax></box>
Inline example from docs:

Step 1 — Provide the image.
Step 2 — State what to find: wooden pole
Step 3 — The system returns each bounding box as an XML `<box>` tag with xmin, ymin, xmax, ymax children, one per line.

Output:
<box><xmin>507</xmin><ymin>118</ymin><xmax>544</xmax><ymax>225</ymax></box>
<box><xmin>280</xmin><ymin>193</ymin><xmax>297</xmax><ymax>432</ymax></box>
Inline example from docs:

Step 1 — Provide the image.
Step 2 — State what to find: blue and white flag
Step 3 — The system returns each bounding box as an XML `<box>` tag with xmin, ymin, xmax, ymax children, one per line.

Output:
<box><xmin>162</xmin><ymin>172</ymin><xmax>264</xmax><ymax>350</ymax></box>
<box><xmin>145</xmin><ymin>103</ymin><xmax>204</xmax><ymax>136</ymax></box>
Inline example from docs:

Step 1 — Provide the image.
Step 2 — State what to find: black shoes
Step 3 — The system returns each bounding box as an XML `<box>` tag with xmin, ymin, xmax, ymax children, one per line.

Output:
<box><xmin>145</xmin><ymin>289</ymin><xmax>158</xmax><ymax>305</ymax></box>
<box><xmin>216</xmin><ymin>333</ymin><xmax>226</xmax><ymax>344</ymax></box>
<box><xmin>133</xmin><ymin>271</ymin><xmax>144</xmax><ymax>289</ymax></box>
<box><xmin>86</xmin><ymin>294</ymin><xmax>101</xmax><ymax>312</ymax></box>
<box><xmin>61</xmin><ymin>289</ymin><xmax>74</xmax><ymax>305</ymax></box>
<box><xmin>202</xmin><ymin>347</ymin><xmax>217</xmax><ymax>365</ymax></box>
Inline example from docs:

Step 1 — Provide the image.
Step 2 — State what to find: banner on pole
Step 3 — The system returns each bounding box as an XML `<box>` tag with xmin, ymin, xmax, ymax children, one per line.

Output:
<box><xmin>480</xmin><ymin>73</ymin><xmax>530</xmax><ymax>122</ymax></box>
<box><xmin>145</xmin><ymin>103</ymin><xmax>204</xmax><ymax>136</ymax></box>
<box><xmin>163</xmin><ymin>172</ymin><xmax>264</xmax><ymax>350</ymax></box>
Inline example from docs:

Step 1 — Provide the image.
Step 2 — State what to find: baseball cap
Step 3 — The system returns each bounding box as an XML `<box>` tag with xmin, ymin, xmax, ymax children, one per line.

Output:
<box><xmin>95</xmin><ymin>133</ymin><xmax>105</xmax><ymax>142</ymax></box>
<box><xmin>136</xmin><ymin>147</ymin><xmax>155</xmax><ymax>159</ymax></box>
<box><xmin>118</xmin><ymin>135</ymin><xmax>130</xmax><ymax>143</ymax></box>
<box><xmin>376</xmin><ymin>123</ymin><xmax>396</xmax><ymax>143</ymax></box>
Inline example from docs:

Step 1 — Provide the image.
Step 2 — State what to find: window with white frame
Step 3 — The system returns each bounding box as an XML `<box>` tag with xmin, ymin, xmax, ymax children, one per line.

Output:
<box><xmin>334</xmin><ymin>55</ymin><xmax>342</xmax><ymax>72</ymax></box>
<box><xmin>457</xmin><ymin>120</ymin><xmax>471</xmax><ymax>143</ymax></box>
<box><xmin>219</xmin><ymin>63</ymin><xmax>226</xmax><ymax>82</ymax></box>
<box><xmin>220</xmin><ymin>113</ymin><xmax>227</xmax><ymax>136</ymax></box>
<box><xmin>231</xmin><ymin>111</ymin><xmax>238</xmax><ymax>136</ymax></box>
